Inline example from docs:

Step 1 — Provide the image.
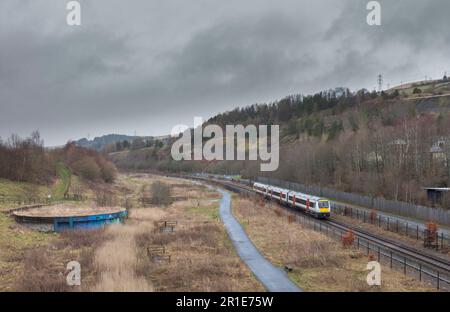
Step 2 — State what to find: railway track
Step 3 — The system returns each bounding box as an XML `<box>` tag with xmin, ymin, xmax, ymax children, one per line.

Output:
<box><xmin>193</xmin><ymin>176</ymin><xmax>450</xmax><ymax>290</ymax></box>
<box><xmin>327</xmin><ymin>218</ymin><xmax>450</xmax><ymax>272</ymax></box>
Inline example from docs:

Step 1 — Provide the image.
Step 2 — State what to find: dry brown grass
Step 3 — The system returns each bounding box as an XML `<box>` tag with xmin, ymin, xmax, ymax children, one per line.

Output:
<box><xmin>7</xmin><ymin>174</ymin><xmax>263</xmax><ymax>292</ymax></box>
<box><xmin>13</xmin><ymin>228</ymin><xmax>110</xmax><ymax>292</ymax></box>
<box><xmin>91</xmin><ymin>228</ymin><xmax>154</xmax><ymax>292</ymax></box>
<box><xmin>89</xmin><ymin>207</ymin><xmax>164</xmax><ymax>292</ymax></box>
<box><xmin>233</xmin><ymin>197</ymin><xmax>437</xmax><ymax>292</ymax></box>
<box><xmin>332</xmin><ymin>214</ymin><xmax>450</xmax><ymax>259</ymax></box>
<box><xmin>14</xmin><ymin>248</ymin><xmax>69</xmax><ymax>292</ymax></box>
<box><xmin>131</xmin><ymin>189</ymin><xmax>264</xmax><ymax>292</ymax></box>
<box><xmin>87</xmin><ymin>174</ymin><xmax>262</xmax><ymax>291</ymax></box>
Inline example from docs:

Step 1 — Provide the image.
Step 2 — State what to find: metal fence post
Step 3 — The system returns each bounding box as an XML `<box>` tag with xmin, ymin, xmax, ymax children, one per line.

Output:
<box><xmin>419</xmin><ymin>263</ymin><xmax>422</xmax><ymax>281</ymax></box>
<box><xmin>437</xmin><ymin>271</ymin><xmax>440</xmax><ymax>290</ymax></box>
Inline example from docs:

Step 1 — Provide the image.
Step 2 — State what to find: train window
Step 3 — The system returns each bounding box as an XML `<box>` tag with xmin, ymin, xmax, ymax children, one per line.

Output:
<box><xmin>318</xmin><ymin>201</ymin><xmax>329</xmax><ymax>208</ymax></box>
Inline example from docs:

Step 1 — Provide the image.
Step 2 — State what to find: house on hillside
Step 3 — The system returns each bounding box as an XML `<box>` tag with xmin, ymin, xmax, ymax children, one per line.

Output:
<box><xmin>387</xmin><ymin>139</ymin><xmax>407</xmax><ymax>153</ymax></box>
<box><xmin>365</xmin><ymin>139</ymin><xmax>406</xmax><ymax>165</ymax></box>
<box><xmin>430</xmin><ymin>138</ymin><xmax>448</xmax><ymax>163</ymax></box>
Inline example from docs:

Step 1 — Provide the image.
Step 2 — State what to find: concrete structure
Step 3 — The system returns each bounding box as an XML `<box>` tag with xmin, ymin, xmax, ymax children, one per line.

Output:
<box><xmin>13</xmin><ymin>206</ymin><xmax>127</xmax><ymax>232</ymax></box>
<box><xmin>424</xmin><ymin>187</ymin><xmax>450</xmax><ymax>206</ymax></box>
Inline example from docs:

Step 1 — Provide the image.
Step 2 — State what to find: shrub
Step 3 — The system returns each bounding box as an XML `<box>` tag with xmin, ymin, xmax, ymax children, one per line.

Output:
<box><xmin>62</xmin><ymin>142</ymin><xmax>117</xmax><ymax>183</ymax></box>
<box><xmin>72</xmin><ymin>157</ymin><xmax>101</xmax><ymax>181</ymax></box>
<box><xmin>99</xmin><ymin>160</ymin><xmax>117</xmax><ymax>183</ymax></box>
<box><xmin>342</xmin><ymin>230</ymin><xmax>355</xmax><ymax>247</ymax></box>
<box><xmin>150</xmin><ymin>181</ymin><xmax>173</xmax><ymax>206</ymax></box>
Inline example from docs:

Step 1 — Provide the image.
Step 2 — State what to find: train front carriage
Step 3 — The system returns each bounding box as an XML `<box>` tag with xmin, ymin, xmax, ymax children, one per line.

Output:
<box><xmin>317</xmin><ymin>199</ymin><xmax>331</xmax><ymax>219</ymax></box>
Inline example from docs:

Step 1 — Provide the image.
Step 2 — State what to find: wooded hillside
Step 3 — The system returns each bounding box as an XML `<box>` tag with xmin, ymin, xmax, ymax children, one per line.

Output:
<box><xmin>110</xmin><ymin>79</ymin><xmax>450</xmax><ymax>207</ymax></box>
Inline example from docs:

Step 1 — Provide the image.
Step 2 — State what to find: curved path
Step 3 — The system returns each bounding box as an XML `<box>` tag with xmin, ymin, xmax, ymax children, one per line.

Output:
<box><xmin>218</xmin><ymin>189</ymin><xmax>302</xmax><ymax>292</ymax></box>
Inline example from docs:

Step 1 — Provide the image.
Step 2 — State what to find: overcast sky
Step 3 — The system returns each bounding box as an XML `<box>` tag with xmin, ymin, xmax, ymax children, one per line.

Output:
<box><xmin>1</xmin><ymin>0</ymin><xmax>449</xmax><ymax>146</ymax></box>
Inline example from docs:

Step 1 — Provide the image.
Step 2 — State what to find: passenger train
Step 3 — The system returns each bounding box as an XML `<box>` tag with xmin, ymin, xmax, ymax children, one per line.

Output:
<box><xmin>253</xmin><ymin>182</ymin><xmax>331</xmax><ymax>219</ymax></box>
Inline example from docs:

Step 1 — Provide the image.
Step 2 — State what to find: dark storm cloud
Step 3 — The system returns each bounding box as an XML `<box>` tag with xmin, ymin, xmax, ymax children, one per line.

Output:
<box><xmin>0</xmin><ymin>0</ymin><xmax>449</xmax><ymax>145</ymax></box>
<box><xmin>157</xmin><ymin>13</ymin><xmax>318</xmax><ymax>101</ymax></box>
<box><xmin>322</xmin><ymin>0</ymin><xmax>450</xmax><ymax>88</ymax></box>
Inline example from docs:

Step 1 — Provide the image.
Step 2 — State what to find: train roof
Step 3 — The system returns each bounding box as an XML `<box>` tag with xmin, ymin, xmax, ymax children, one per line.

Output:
<box><xmin>287</xmin><ymin>190</ymin><xmax>324</xmax><ymax>201</ymax></box>
<box><xmin>253</xmin><ymin>182</ymin><xmax>329</xmax><ymax>201</ymax></box>
<box><xmin>268</xmin><ymin>185</ymin><xmax>291</xmax><ymax>193</ymax></box>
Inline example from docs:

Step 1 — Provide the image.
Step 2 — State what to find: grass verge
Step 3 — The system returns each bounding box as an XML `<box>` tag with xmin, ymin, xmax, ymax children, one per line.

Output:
<box><xmin>232</xmin><ymin>195</ymin><xmax>437</xmax><ymax>292</ymax></box>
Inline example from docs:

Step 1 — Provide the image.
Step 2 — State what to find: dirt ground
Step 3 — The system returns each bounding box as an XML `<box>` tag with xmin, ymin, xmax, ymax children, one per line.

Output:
<box><xmin>232</xmin><ymin>195</ymin><xmax>438</xmax><ymax>292</ymax></box>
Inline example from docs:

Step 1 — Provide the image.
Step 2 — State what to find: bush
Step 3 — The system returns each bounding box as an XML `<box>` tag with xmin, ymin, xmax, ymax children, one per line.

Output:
<box><xmin>72</xmin><ymin>157</ymin><xmax>101</xmax><ymax>181</ymax></box>
<box><xmin>62</xmin><ymin>142</ymin><xmax>117</xmax><ymax>183</ymax></box>
<box><xmin>99</xmin><ymin>160</ymin><xmax>117</xmax><ymax>183</ymax></box>
<box><xmin>413</xmin><ymin>87</ymin><xmax>422</xmax><ymax>94</ymax></box>
<box><xmin>150</xmin><ymin>181</ymin><xmax>173</xmax><ymax>206</ymax></box>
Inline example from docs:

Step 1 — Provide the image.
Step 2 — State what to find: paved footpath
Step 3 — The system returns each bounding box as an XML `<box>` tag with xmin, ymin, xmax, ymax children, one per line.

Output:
<box><xmin>218</xmin><ymin>189</ymin><xmax>302</xmax><ymax>292</ymax></box>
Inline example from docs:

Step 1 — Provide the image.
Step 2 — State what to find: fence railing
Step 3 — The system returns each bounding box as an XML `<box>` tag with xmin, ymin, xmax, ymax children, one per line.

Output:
<box><xmin>0</xmin><ymin>193</ymin><xmax>85</xmax><ymax>211</ymax></box>
<box><xmin>331</xmin><ymin>203</ymin><xmax>450</xmax><ymax>250</ymax></box>
<box><xmin>254</xmin><ymin>177</ymin><xmax>450</xmax><ymax>226</ymax></box>
<box><xmin>259</xmin><ymin>200</ymin><xmax>450</xmax><ymax>291</ymax></box>
<box><xmin>0</xmin><ymin>195</ymin><xmax>51</xmax><ymax>206</ymax></box>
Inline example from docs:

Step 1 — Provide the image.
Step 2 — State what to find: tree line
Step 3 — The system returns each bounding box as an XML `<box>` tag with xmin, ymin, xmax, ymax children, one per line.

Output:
<box><xmin>0</xmin><ymin>132</ymin><xmax>117</xmax><ymax>186</ymax></box>
<box><xmin>110</xmin><ymin>83</ymin><xmax>450</xmax><ymax>207</ymax></box>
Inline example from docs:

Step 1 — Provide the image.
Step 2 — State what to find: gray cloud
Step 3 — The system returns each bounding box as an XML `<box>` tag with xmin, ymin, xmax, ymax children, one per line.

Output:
<box><xmin>0</xmin><ymin>0</ymin><xmax>449</xmax><ymax>145</ymax></box>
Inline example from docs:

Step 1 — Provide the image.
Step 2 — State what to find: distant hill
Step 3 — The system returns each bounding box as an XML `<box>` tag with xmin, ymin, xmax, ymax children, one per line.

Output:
<box><xmin>75</xmin><ymin>134</ymin><xmax>144</xmax><ymax>151</ymax></box>
<box><xmin>75</xmin><ymin>134</ymin><xmax>172</xmax><ymax>151</ymax></box>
